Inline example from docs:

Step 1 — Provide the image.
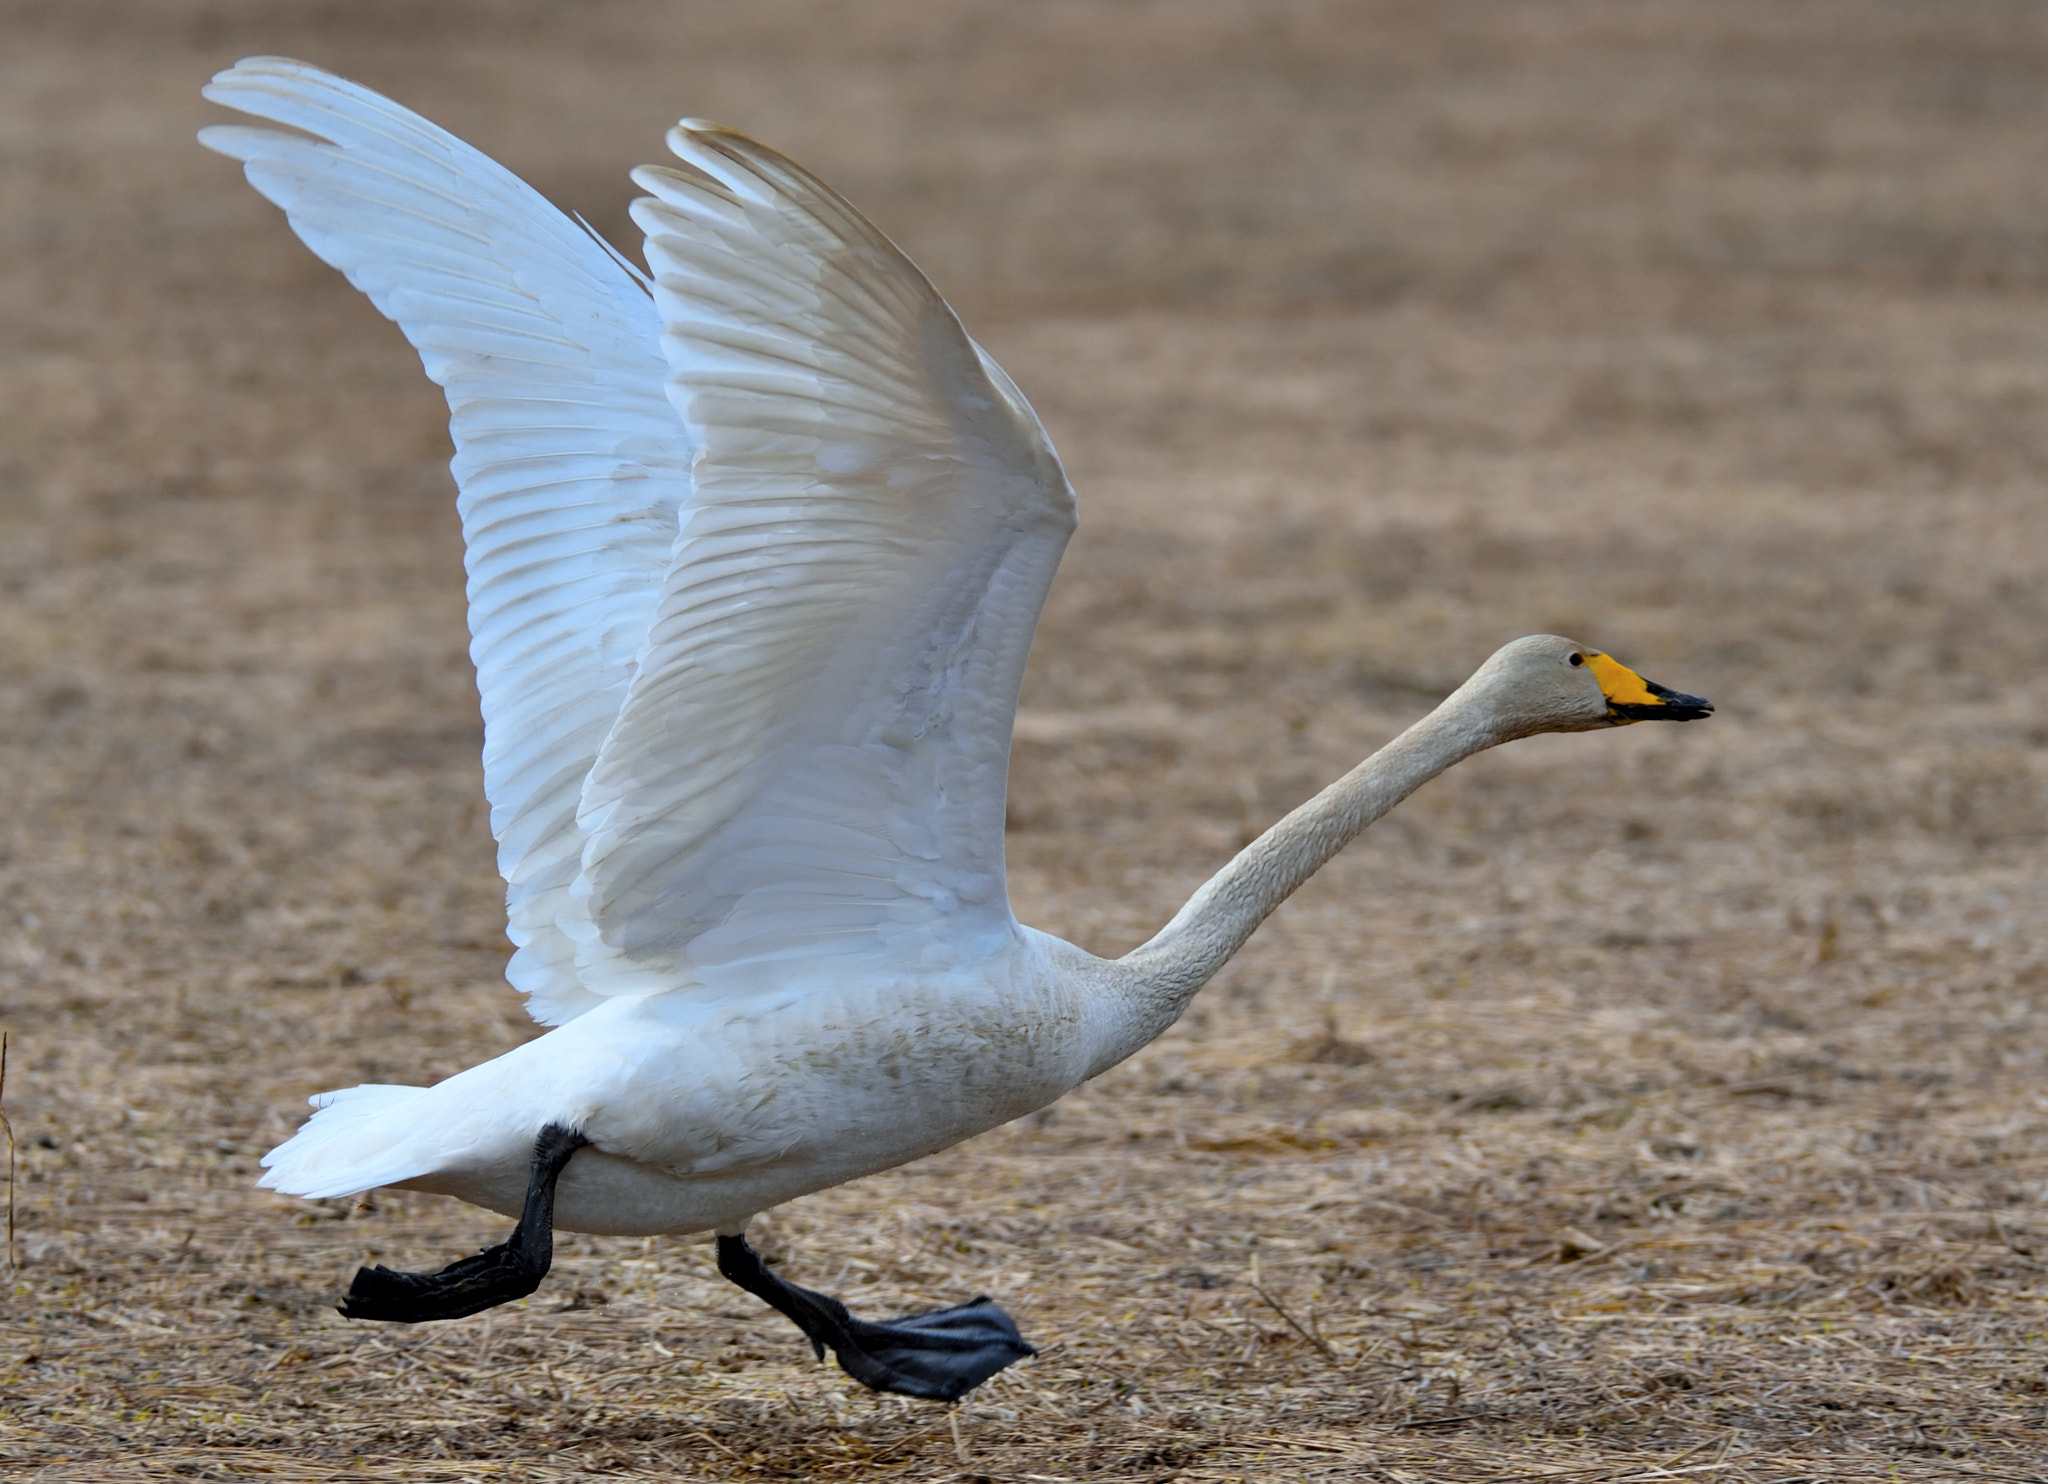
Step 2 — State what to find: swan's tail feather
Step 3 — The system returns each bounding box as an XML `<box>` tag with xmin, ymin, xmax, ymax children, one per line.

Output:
<box><xmin>260</xmin><ymin>1084</ymin><xmax>434</xmax><ymax>1199</ymax></box>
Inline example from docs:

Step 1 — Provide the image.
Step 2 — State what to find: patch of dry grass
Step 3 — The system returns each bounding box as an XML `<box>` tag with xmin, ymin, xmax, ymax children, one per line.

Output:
<box><xmin>4</xmin><ymin>2</ymin><xmax>2048</xmax><ymax>1479</ymax></box>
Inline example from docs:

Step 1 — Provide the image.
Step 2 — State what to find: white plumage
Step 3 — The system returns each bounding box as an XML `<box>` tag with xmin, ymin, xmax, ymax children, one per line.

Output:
<box><xmin>200</xmin><ymin>61</ymin><xmax>1709</xmax><ymax>1335</ymax></box>
<box><xmin>203</xmin><ymin>57</ymin><xmax>1082</xmax><ymax>1234</ymax></box>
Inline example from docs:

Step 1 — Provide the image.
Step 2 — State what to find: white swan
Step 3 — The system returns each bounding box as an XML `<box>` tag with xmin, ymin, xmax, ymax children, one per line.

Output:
<box><xmin>200</xmin><ymin>58</ymin><xmax>1711</xmax><ymax>1400</ymax></box>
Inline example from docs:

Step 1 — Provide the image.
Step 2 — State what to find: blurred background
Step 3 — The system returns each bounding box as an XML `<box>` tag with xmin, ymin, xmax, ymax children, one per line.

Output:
<box><xmin>3</xmin><ymin>3</ymin><xmax>2047</xmax><ymax>1478</ymax></box>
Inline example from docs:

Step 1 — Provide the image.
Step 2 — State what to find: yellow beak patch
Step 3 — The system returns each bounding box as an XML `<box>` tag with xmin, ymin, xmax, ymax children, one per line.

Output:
<box><xmin>1585</xmin><ymin>652</ymin><xmax>1660</xmax><ymax>708</ymax></box>
<box><xmin>1584</xmin><ymin>651</ymin><xmax>1714</xmax><ymax>723</ymax></box>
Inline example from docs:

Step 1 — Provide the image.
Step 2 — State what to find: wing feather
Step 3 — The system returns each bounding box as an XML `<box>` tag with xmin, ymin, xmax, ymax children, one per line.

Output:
<box><xmin>201</xmin><ymin>59</ymin><xmax>693</xmax><ymax>1024</ymax></box>
<box><xmin>559</xmin><ymin>125</ymin><xmax>1076</xmax><ymax>997</ymax></box>
<box><xmin>206</xmin><ymin>64</ymin><xmax>1077</xmax><ymax>1014</ymax></box>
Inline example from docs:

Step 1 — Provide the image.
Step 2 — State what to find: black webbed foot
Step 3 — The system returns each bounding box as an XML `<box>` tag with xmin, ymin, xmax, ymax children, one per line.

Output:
<box><xmin>717</xmin><ymin>1233</ymin><xmax>1034</xmax><ymax>1401</ymax></box>
<box><xmin>341</xmin><ymin>1238</ymin><xmax>548</xmax><ymax>1322</ymax></box>
<box><xmin>339</xmin><ymin>1123</ymin><xmax>588</xmax><ymax>1324</ymax></box>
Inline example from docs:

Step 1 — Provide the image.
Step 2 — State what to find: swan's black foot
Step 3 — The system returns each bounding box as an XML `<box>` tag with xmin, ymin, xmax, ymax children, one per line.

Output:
<box><xmin>339</xmin><ymin>1123</ymin><xmax>588</xmax><ymax>1324</ymax></box>
<box><xmin>717</xmin><ymin>1233</ymin><xmax>1034</xmax><ymax>1402</ymax></box>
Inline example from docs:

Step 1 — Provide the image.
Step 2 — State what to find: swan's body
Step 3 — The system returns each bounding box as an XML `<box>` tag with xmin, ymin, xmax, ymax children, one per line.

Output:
<box><xmin>278</xmin><ymin>933</ymin><xmax>1102</xmax><ymax>1236</ymax></box>
<box><xmin>201</xmin><ymin>59</ymin><xmax>1709</xmax><ymax>1393</ymax></box>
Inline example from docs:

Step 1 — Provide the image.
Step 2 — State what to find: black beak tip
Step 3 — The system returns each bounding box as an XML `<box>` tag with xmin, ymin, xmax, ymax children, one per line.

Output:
<box><xmin>1613</xmin><ymin>683</ymin><xmax>1712</xmax><ymax>724</ymax></box>
<box><xmin>1613</xmin><ymin>677</ymin><xmax>1713</xmax><ymax>722</ymax></box>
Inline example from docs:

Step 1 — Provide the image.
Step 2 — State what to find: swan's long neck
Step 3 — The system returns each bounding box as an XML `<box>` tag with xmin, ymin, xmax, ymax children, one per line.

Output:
<box><xmin>1089</xmin><ymin>689</ymin><xmax>1510</xmax><ymax>1073</ymax></box>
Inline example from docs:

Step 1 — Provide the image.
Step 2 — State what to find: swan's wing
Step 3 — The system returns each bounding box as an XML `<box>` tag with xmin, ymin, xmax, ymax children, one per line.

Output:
<box><xmin>200</xmin><ymin>59</ymin><xmax>692</xmax><ymax>1025</ymax></box>
<box><xmin>561</xmin><ymin>125</ymin><xmax>1076</xmax><ymax>996</ymax></box>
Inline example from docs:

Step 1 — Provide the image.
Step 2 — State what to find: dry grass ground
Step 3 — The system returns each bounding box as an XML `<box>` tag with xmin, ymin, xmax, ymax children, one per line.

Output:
<box><xmin>4</xmin><ymin>2</ymin><xmax>2048</xmax><ymax>1479</ymax></box>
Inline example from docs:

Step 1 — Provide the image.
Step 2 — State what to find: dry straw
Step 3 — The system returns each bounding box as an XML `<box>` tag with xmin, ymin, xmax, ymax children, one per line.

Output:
<box><xmin>6</xmin><ymin>2</ymin><xmax>2048</xmax><ymax>1479</ymax></box>
<box><xmin>0</xmin><ymin>1031</ymin><xmax>14</xmax><ymax>1273</ymax></box>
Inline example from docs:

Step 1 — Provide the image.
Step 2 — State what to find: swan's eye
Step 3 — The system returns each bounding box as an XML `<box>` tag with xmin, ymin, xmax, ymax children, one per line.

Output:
<box><xmin>1569</xmin><ymin>652</ymin><xmax>1585</xmax><ymax>667</ymax></box>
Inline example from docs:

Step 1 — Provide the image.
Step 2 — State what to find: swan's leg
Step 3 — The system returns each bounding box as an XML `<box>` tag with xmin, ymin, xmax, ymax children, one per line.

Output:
<box><xmin>715</xmin><ymin>1231</ymin><xmax>1034</xmax><ymax>1402</ymax></box>
<box><xmin>338</xmin><ymin>1123</ymin><xmax>588</xmax><ymax>1323</ymax></box>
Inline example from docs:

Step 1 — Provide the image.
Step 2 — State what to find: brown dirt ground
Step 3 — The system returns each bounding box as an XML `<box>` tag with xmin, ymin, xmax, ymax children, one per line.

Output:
<box><xmin>4</xmin><ymin>2</ymin><xmax>2048</xmax><ymax>1479</ymax></box>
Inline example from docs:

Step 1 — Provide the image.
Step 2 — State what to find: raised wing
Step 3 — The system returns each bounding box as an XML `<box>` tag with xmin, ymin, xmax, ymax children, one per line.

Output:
<box><xmin>558</xmin><ymin>124</ymin><xmax>1077</xmax><ymax>997</ymax></box>
<box><xmin>199</xmin><ymin>59</ymin><xmax>693</xmax><ymax>1024</ymax></box>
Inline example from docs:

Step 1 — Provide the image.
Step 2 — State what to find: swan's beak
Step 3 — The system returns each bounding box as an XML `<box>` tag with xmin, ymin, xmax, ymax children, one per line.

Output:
<box><xmin>1586</xmin><ymin>652</ymin><xmax>1713</xmax><ymax>723</ymax></box>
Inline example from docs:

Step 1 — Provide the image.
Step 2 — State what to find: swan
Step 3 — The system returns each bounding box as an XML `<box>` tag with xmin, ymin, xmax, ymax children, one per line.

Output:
<box><xmin>199</xmin><ymin>57</ymin><xmax>1712</xmax><ymax>1402</ymax></box>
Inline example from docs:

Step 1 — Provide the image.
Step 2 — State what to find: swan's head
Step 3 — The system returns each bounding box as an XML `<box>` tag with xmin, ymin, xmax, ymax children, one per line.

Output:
<box><xmin>1460</xmin><ymin>634</ymin><xmax>1713</xmax><ymax>742</ymax></box>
